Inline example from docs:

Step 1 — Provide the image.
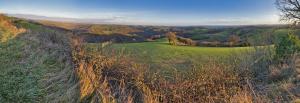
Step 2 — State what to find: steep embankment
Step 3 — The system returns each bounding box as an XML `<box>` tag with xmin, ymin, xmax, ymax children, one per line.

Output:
<box><xmin>0</xmin><ymin>14</ymin><xmax>25</xmax><ymax>42</ymax></box>
<box><xmin>0</xmin><ymin>16</ymin><xmax>78</xmax><ymax>102</ymax></box>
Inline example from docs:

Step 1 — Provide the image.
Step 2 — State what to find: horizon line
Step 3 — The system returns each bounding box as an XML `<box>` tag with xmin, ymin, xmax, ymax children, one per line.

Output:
<box><xmin>5</xmin><ymin>13</ymin><xmax>286</xmax><ymax>27</ymax></box>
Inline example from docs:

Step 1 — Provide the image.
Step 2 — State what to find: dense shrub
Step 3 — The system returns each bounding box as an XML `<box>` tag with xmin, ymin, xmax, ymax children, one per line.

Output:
<box><xmin>275</xmin><ymin>33</ymin><xmax>300</xmax><ymax>59</ymax></box>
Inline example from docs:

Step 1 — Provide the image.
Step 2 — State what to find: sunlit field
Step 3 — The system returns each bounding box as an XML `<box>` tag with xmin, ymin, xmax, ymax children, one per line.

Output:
<box><xmin>86</xmin><ymin>39</ymin><xmax>253</xmax><ymax>70</ymax></box>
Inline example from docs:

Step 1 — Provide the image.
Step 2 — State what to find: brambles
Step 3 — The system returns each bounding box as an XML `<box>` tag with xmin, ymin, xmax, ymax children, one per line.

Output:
<box><xmin>73</xmin><ymin>41</ymin><xmax>262</xmax><ymax>102</ymax></box>
<box><xmin>72</xmin><ymin>41</ymin><xmax>147</xmax><ymax>102</ymax></box>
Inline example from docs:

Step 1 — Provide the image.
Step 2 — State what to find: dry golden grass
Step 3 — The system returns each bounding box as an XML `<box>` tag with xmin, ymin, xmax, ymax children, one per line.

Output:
<box><xmin>72</xmin><ymin>39</ymin><xmax>262</xmax><ymax>103</ymax></box>
<box><xmin>71</xmin><ymin>38</ymin><xmax>300</xmax><ymax>102</ymax></box>
<box><xmin>0</xmin><ymin>14</ymin><xmax>26</xmax><ymax>42</ymax></box>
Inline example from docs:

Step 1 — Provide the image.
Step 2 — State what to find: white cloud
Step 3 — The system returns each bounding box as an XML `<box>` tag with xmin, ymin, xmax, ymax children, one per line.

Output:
<box><xmin>0</xmin><ymin>8</ymin><xmax>282</xmax><ymax>26</ymax></box>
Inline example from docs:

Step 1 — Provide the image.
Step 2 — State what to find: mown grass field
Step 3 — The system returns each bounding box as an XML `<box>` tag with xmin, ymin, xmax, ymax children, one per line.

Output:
<box><xmin>86</xmin><ymin>39</ymin><xmax>254</xmax><ymax>72</ymax></box>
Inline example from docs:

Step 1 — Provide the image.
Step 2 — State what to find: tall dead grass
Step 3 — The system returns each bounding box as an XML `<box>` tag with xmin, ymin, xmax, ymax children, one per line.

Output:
<box><xmin>234</xmin><ymin>35</ymin><xmax>300</xmax><ymax>102</ymax></box>
<box><xmin>0</xmin><ymin>14</ymin><xmax>26</xmax><ymax>42</ymax></box>
<box><xmin>72</xmin><ymin>39</ymin><xmax>261</xmax><ymax>103</ymax></box>
<box><xmin>70</xmin><ymin>25</ymin><xmax>300</xmax><ymax>103</ymax></box>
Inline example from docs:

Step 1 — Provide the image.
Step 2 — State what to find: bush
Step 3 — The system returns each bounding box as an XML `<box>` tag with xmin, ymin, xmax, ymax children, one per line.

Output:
<box><xmin>275</xmin><ymin>33</ymin><xmax>300</xmax><ymax>59</ymax></box>
<box><xmin>177</xmin><ymin>37</ymin><xmax>196</xmax><ymax>46</ymax></box>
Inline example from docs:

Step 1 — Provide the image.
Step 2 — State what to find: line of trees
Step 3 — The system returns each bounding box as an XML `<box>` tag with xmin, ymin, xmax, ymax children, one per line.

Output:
<box><xmin>166</xmin><ymin>32</ymin><xmax>242</xmax><ymax>47</ymax></box>
<box><xmin>166</xmin><ymin>32</ymin><xmax>196</xmax><ymax>46</ymax></box>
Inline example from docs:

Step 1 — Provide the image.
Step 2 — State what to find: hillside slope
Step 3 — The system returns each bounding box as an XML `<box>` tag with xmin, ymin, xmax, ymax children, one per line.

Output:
<box><xmin>0</xmin><ymin>16</ymin><xmax>78</xmax><ymax>102</ymax></box>
<box><xmin>0</xmin><ymin>14</ymin><xmax>25</xmax><ymax>42</ymax></box>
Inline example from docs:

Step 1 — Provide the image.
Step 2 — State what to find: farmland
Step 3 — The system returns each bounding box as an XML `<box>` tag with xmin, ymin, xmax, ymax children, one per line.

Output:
<box><xmin>0</xmin><ymin>14</ymin><xmax>299</xmax><ymax>102</ymax></box>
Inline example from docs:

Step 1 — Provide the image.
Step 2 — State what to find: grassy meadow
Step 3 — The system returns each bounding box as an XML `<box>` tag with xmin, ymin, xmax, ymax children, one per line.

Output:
<box><xmin>85</xmin><ymin>38</ymin><xmax>256</xmax><ymax>77</ymax></box>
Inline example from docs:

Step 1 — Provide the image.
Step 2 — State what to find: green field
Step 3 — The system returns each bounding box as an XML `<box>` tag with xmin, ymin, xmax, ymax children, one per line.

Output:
<box><xmin>86</xmin><ymin>39</ymin><xmax>253</xmax><ymax>71</ymax></box>
<box><xmin>0</xmin><ymin>20</ymin><xmax>76</xmax><ymax>102</ymax></box>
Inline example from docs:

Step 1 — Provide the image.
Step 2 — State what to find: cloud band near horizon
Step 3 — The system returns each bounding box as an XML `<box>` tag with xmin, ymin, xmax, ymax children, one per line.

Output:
<box><xmin>0</xmin><ymin>0</ymin><xmax>281</xmax><ymax>26</ymax></box>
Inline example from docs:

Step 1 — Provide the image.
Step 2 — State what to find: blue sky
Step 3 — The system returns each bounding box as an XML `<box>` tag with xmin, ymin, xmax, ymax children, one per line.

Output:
<box><xmin>0</xmin><ymin>0</ymin><xmax>280</xmax><ymax>25</ymax></box>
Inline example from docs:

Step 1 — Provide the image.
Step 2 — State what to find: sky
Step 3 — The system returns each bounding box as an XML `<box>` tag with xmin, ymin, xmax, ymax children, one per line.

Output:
<box><xmin>0</xmin><ymin>0</ymin><xmax>281</xmax><ymax>26</ymax></box>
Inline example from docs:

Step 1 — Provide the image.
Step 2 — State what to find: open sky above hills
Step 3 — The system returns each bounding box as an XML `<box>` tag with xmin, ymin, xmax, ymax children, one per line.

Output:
<box><xmin>0</xmin><ymin>0</ymin><xmax>281</xmax><ymax>26</ymax></box>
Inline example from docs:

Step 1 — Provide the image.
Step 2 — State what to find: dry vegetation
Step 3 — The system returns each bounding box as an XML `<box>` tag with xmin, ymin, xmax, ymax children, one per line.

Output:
<box><xmin>166</xmin><ymin>32</ymin><xmax>177</xmax><ymax>45</ymax></box>
<box><xmin>73</xmin><ymin>41</ymin><xmax>246</xmax><ymax>102</ymax></box>
<box><xmin>70</xmin><ymin>36</ymin><xmax>300</xmax><ymax>102</ymax></box>
<box><xmin>68</xmin><ymin>27</ymin><xmax>300</xmax><ymax>102</ymax></box>
<box><xmin>0</xmin><ymin>14</ymin><xmax>25</xmax><ymax>42</ymax></box>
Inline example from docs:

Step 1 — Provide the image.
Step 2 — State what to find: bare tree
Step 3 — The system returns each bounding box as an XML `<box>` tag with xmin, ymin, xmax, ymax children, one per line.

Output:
<box><xmin>276</xmin><ymin>0</ymin><xmax>300</xmax><ymax>23</ymax></box>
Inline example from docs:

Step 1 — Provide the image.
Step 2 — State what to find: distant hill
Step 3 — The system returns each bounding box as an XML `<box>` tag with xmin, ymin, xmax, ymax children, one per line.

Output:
<box><xmin>16</xmin><ymin>17</ymin><xmax>291</xmax><ymax>46</ymax></box>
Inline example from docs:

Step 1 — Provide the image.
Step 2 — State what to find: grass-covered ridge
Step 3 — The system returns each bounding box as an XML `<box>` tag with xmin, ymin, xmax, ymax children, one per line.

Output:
<box><xmin>0</xmin><ymin>17</ymin><xmax>78</xmax><ymax>102</ymax></box>
<box><xmin>0</xmin><ymin>14</ymin><xmax>25</xmax><ymax>42</ymax></box>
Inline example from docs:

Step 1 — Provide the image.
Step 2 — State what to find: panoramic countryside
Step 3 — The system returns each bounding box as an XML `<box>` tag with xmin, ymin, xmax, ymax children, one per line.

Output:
<box><xmin>1</xmin><ymin>0</ymin><xmax>300</xmax><ymax>102</ymax></box>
